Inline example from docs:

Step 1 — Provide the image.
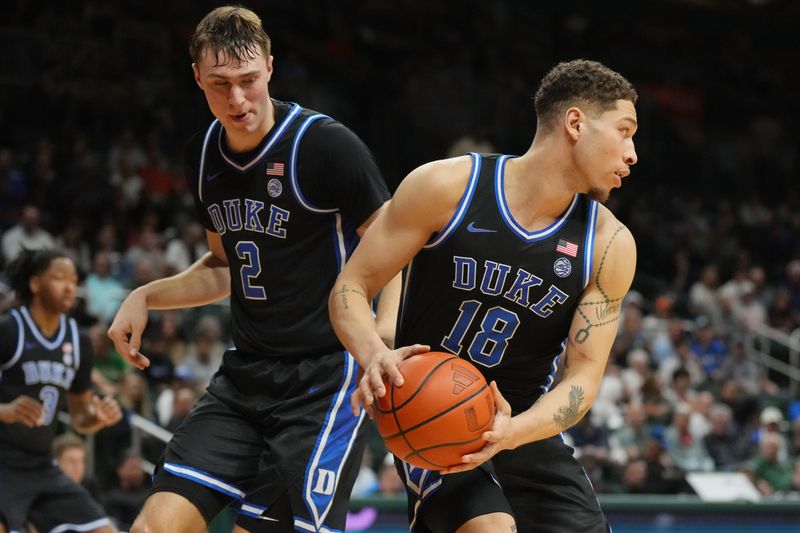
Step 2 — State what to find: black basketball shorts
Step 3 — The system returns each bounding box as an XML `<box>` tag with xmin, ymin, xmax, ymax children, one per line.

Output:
<box><xmin>0</xmin><ymin>460</ymin><xmax>111</xmax><ymax>533</ymax></box>
<box><xmin>151</xmin><ymin>350</ymin><xmax>367</xmax><ymax>533</ymax></box>
<box><xmin>396</xmin><ymin>435</ymin><xmax>609</xmax><ymax>533</ymax></box>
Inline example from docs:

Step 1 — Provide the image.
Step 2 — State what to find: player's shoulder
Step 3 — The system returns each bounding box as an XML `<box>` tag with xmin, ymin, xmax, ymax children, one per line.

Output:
<box><xmin>594</xmin><ymin>203</ymin><xmax>635</xmax><ymax>249</ymax></box>
<box><xmin>0</xmin><ymin>310</ymin><xmax>20</xmax><ymax>332</ymax></box>
<box><xmin>298</xmin><ymin>111</ymin><xmax>366</xmax><ymax>154</ymax></box>
<box><xmin>405</xmin><ymin>155</ymin><xmax>475</xmax><ymax>192</ymax></box>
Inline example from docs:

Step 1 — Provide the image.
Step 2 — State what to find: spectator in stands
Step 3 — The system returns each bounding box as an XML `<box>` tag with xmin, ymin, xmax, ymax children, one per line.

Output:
<box><xmin>610</xmin><ymin>401</ymin><xmax>651</xmax><ymax>464</ymax></box>
<box><xmin>658</xmin><ymin>335</ymin><xmax>706</xmax><ymax>387</ymax></box>
<box><xmin>663</xmin><ymin>403</ymin><xmax>714</xmax><ymax>473</ymax></box>
<box><xmin>690</xmin><ymin>316</ymin><xmax>728</xmax><ymax>377</ymax></box>
<box><xmin>1</xmin><ymin>205</ymin><xmax>54</xmax><ymax>263</ymax></box>
<box><xmin>621</xmin><ymin>348</ymin><xmax>651</xmax><ymax>402</ymax></box>
<box><xmin>718</xmin><ymin>335</ymin><xmax>767</xmax><ymax>396</ymax></box>
<box><xmin>745</xmin><ymin>432</ymin><xmax>795</xmax><ymax>495</ymax></box>
<box><xmin>688</xmin><ymin>264</ymin><xmax>724</xmax><ymax>327</ymax></box>
<box><xmin>177</xmin><ymin>315</ymin><xmax>225</xmax><ymax>388</ymax></box>
<box><xmin>53</xmin><ymin>432</ymin><xmax>104</xmax><ymax>505</ymax></box>
<box><xmin>703</xmin><ymin>403</ymin><xmax>753</xmax><ymax>471</ymax></box>
<box><xmin>85</xmin><ymin>251</ymin><xmax>127</xmax><ymax>323</ymax></box>
<box><xmin>640</xmin><ymin>374</ymin><xmax>672</xmax><ymax>427</ymax></box>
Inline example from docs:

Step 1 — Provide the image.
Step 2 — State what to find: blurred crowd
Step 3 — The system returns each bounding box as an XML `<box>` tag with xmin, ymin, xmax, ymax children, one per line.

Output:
<box><xmin>1</xmin><ymin>0</ymin><xmax>800</xmax><ymax>527</ymax></box>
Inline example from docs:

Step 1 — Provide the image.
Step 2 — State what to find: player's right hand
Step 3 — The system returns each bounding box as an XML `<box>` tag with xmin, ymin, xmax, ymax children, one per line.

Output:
<box><xmin>0</xmin><ymin>396</ymin><xmax>44</xmax><ymax>427</ymax></box>
<box><xmin>351</xmin><ymin>344</ymin><xmax>429</xmax><ymax>417</ymax></box>
<box><xmin>107</xmin><ymin>289</ymin><xmax>151</xmax><ymax>370</ymax></box>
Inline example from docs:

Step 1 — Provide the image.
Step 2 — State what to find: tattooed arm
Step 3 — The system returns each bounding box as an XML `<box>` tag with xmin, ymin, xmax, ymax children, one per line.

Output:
<box><xmin>522</xmin><ymin>208</ymin><xmax>636</xmax><ymax>439</ymax></box>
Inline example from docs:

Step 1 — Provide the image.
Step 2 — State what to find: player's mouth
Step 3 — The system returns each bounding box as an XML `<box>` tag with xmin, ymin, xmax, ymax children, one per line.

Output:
<box><xmin>613</xmin><ymin>169</ymin><xmax>629</xmax><ymax>186</ymax></box>
<box><xmin>231</xmin><ymin>111</ymin><xmax>251</xmax><ymax>123</ymax></box>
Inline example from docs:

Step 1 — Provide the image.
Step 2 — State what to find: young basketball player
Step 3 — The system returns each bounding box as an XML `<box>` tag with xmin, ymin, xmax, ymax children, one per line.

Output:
<box><xmin>107</xmin><ymin>6</ymin><xmax>398</xmax><ymax>533</ymax></box>
<box><xmin>0</xmin><ymin>249</ymin><xmax>122</xmax><ymax>533</ymax></box>
<box><xmin>330</xmin><ymin>59</ymin><xmax>638</xmax><ymax>532</ymax></box>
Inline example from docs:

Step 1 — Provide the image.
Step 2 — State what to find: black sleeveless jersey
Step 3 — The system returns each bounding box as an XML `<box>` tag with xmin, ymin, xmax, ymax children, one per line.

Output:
<box><xmin>396</xmin><ymin>154</ymin><xmax>600</xmax><ymax>414</ymax></box>
<box><xmin>186</xmin><ymin>99</ymin><xmax>389</xmax><ymax>362</ymax></box>
<box><xmin>0</xmin><ymin>307</ymin><xmax>92</xmax><ymax>466</ymax></box>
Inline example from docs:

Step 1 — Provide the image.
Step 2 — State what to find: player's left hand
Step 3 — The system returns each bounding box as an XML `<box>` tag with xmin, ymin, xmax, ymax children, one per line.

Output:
<box><xmin>92</xmin><ymin>395</ymin><xmax>123</xmax><ymax>427</ymax></box>
<box><xmin>440</xmin><ymin>381</ymin><xmax>516</xmax><ymax>474</ymax></box>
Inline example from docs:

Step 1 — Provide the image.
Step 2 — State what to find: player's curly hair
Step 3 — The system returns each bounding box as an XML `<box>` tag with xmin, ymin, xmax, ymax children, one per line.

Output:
<box><xmin>534</xmin><ymin>59</ymin><xmax>637</xmax><ymax>131</ymax></box>
<box><xmin>6</xmin><ymin>248</ymin><xmax>69</xmax><ymax>304</ymax></box>
<box><xmin>190</xmin><ymin>5</ymin><xmax>271</xmax><ymax>66</ymax></box>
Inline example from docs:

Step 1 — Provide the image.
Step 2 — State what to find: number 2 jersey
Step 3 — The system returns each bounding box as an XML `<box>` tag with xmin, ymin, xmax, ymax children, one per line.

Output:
<box><xmin>186</xmin><ymin>99</ymin><xmax>389</xmax><ymax>369</ymax></box>
<box><xmin>395</xmin><ymin>153</ymin><xmax>600</xmax><ymax>414</ymax></box>
<box><xmin>0</xmin><ymin>307</ymin><xmax>92</xmax><ymax>467</ymax></box>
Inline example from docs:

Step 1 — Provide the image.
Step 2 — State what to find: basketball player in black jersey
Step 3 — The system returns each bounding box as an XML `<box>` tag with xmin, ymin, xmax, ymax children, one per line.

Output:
<box><xmin>0</xmin><ymin>249</ymin><xmax>122</xmax><ymax>533</ymax></box>
<box><xmin>107</xmin><ymin>6</ymin><xmax>399</xmax><ymax>533</ymax></box>
<box><xmin>330</xmin><ymin>60</ymin><xmax>638</xmax><ymax>532</ymax></box>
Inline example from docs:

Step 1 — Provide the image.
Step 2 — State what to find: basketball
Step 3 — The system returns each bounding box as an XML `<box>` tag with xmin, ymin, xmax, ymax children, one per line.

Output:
<box><xmin>374</xmin><ymin>352</ymin><xmax>496</xmax><ymax>470</ymax></box>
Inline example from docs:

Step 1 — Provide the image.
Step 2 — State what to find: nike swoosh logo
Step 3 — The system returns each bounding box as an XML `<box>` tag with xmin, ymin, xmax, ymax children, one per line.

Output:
<box><xmin>466</xmin><ymin>222</ymin><xmax>496</xmax><ymax>233</ymax></box>
<box><xmin>205</xmin><ymin>171</ymin><xmax>224</xmax><ymax>182</ymax></box>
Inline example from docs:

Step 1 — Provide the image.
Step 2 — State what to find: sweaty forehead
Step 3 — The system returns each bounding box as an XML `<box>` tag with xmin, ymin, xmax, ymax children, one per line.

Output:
<box><xmin>47</xmin><ymin>257</ymin><xmax>77</xmax><ymax>275</ymax></box>
<box><xmin>612</xmin><ymin>99</ymin><xmax>637</xmax><ymax>120</ymax></box>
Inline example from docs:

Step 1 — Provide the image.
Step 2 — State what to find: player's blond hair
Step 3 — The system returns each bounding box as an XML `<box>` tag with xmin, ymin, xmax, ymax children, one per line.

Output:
<box><xmin>190</xmin><ymin>6</ymin><xmax>271</xmax><ymax>66</ymax></box>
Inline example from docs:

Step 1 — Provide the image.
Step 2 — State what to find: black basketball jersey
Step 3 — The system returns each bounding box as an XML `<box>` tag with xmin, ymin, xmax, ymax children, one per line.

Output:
<box><xmin>186</xmin><ymin>99</ymin><xmax>389</xmax><ymax>362</ymax></box>
<box><xmin>396</xmin><ymin>153</ymin><xmax>600</xmax><ymax>414</ymax></box>
<box><xmin>0</xmin><ymin>307</ymin><xmax>92</xmax><ymax>466</ymax></box>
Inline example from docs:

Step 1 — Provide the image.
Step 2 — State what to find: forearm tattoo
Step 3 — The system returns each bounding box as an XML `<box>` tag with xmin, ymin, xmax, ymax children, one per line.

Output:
<box><xmin>574</xmin><ymin>224</ymin><xmax>625</xmax><ymax>344</ymax></box>
<box><xmin>553</xmin><ymin>385</ymin><xmax>585</xmax><ymax>429</ymax></box>
<box><xmin>333</xmin><ymin>284</ymin><xmax>366</xmax><ymax>310</ymax></box>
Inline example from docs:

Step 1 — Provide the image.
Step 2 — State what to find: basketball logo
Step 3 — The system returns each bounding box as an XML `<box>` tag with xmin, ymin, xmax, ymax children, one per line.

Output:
<box><xmin>267</xmin><ymin>178</ymin><xmax>283</xmax><ymax>198</ymax></box>
<box><xmin>553</xmin><ymin>257</ymin><xmax>572</xmax><ymax>278</ymax></box>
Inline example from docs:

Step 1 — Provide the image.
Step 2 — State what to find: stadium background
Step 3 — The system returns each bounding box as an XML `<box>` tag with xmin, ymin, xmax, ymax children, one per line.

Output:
<box><xmin>1</xmin><ymin>0</ymin><xmax>799</xmax><ymax>531</ymax></box>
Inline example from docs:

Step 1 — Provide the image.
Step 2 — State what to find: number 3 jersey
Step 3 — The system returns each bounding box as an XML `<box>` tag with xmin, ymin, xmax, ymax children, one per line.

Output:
<box><xmin>0</xmin><ymin>307</ymin><xmax>92</xmax><ymax>466</ymax></box>
<box><xmin>186</xmin><ymin>99</ymin><xmax>389</xmax><ymax>363</ymax></box>
<box><xmin>395</xmin><ymin>153</ymin><xmax>600</xmax><ymax>414</ymax></box>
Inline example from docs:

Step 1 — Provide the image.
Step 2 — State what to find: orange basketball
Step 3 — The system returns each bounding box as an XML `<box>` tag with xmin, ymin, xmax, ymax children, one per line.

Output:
<box><xmin>374</xmin><ymin>351</ymin><xmax>496</xmax><ymax>470</ymax></box>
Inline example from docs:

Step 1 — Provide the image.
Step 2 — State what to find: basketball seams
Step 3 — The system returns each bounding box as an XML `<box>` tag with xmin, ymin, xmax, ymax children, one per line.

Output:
<box><xmin>380</xmin><ymin>382</ymin><xmax>491</xmax><ymax>440</ymax></box>
<box><xmin>375</xmin><ymin>352</ymin><xmax>496</xmax><ymax>470</ymax></box>
<box><xmin>376</xmin><ymin>355</ymin><xmax>459</xmax><ymax>413</ymax></box>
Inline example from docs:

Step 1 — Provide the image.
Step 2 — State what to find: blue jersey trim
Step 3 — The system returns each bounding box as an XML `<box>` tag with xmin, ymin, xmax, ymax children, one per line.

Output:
<box><xmin>302</xmin><ymin>351</ymin><xmax>365</xmax><ymax>530</ymax></box>
<box><xmin>495</xmin><ymin>155</ymin><xmax>580</xmax><ymax>242</ymax></box>
<box><xmin>1</xmin><ymin>309</ymin><xmax>25</xmax><ymax>371</ymax></box>
<box><xmin>197</xmin><ymin>119</ymin><xmax>219</xmax><ymax>203</ymax></box>
<box><xmin>293</xmin><ymin>516</ymin><xmax>344</xmax><ymax>533</ymax></box>
<box><xmin>20</xmin><ymin>307</ymin><xmax>66</xmax><ymax>351</ymax></box>
<box><xmin>69</xmin><ymin>318</ymin><xmax>80</xmax><ymax>371</ymax></box>
<box><xmin>217</xmin><ymin>103</ymin><xmax>302</xmax><ymax>172</ymax></box>
<box><xmin>583</xmin><ymin>199</ymin><xmax>599</xmax><ymax>289</ymax></box>
<box><xmin>424</xmin><ymin>153</ymin><xmax>481</xmax><ymax>249</ymax></box>
<box><xmin>162</xmin><ymin>462</ymin><xmax>245</xmax><ymax>500</ymax></box>
<box><xmin>290</xmin><ymin>114</ymin><xmax>339</xmax><ymax>214</ymax></box>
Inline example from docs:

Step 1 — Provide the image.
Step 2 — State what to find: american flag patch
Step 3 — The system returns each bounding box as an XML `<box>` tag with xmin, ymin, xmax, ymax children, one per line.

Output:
<box><xmin>556</xmin><ymin>239</ymin><xmax>578</xmax><ymax>257</ymax></box>
<box><xmin>266</xmin><ymin>162</ymin><xmax>285</xmax><ymax>176</ymax></box>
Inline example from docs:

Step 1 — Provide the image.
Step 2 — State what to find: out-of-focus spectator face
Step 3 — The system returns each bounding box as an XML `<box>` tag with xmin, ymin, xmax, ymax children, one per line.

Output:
<box><xmin>672</xmin><ymin>405</ymin><xmax>691</xmax><ymax>430</ymax></box>
<box><xmin>21</xmin><ymin>205</ymin><xmax>40</xmax><ymax>232</ymax></box>
<box><xmin>173</xmin><ymin>387</ymin><xmax>197</xmax><ymax>418</ymax></box>
<box><xmin>117</xmin><ymin>454</ymin><xmax>146</xmax><ymax>490</ymax></box>
<box><xmin>709</xmin><ymin>405</ymin><xmax>732</xmax><ymax>435</ymax></box>
<box><xmin>121</xmin><ymin>372</ymin><xmax>146</xmax><ymax>403</ymax></box>
<box><xmin>57</xmin><ymin>445</ymin><xmax>86</xmax><ymax>483</ymax></box>
<box><xmin>622</xmin><ymin>459</ymin><xmax>647</xmax><ymax>491</ymax></box>
<box><xmin>92</xmin><ymin>251</ymin><xmax>112</xmax><ymax>277</ymax></box>
<box><xmin>701</xmin><ymin>265</ymin><xmax>719</xmax><ymax>287</ymax></box>
<box><xmin>626</xmin><ymin>402</ymin><xmax>647</xmax><ymax>428</ymax></box>
<box><xmin>643</xmin><ymin>439</ymin><xmax>663</xmax><ymax>462</ymax></box>
<box><xmin>759</xmin><ymin>433</ymin><xmax>781</xmax><ymax>461</ymax></box>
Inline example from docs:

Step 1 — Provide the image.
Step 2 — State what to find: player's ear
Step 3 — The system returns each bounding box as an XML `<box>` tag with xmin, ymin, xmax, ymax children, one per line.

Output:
<box><xmin>192</xmin><ymin>63</ymin><xmax>203</xmax><ymax>90</ymax></box>
<box><xmin>565</xmin><ymin>107</ymin><xmax>582</xmax><ymax>142</ymax></box>
<box><xmin>265</xmin><ymin>55</ymin><xmax>274</xmax><ymax>82</ymax></box>
<box><xmin>28</xmin><ymin>275</ymin><xmax>40</xmax><ymax>297</ymax></box>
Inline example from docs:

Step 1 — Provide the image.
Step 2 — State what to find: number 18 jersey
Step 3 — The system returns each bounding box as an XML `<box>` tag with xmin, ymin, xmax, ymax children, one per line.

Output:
<box><xmin>396</xmin><ymin>153</ymin><xmax>599</xmax><ymax>414</ymax></box>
